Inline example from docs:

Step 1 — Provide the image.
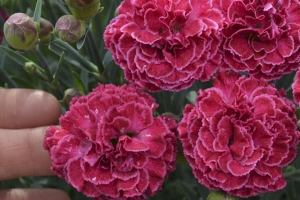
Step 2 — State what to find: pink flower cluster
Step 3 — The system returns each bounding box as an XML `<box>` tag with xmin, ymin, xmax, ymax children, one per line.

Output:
<box><xmin>219</xmin><ymin>0</ymin><xmax>300</xmax><ymax>80</ymax></box>
<box><xmin>45</xmin><ymin>0</ymin><xmax>300</xmax><ymax>198</ymax></box>
<box><xmin>43</xmin><ymin>84</ymin><xmax>177</xmax><ymax>200</ymax></box>
<box><xmin>178</xmin><ymin>71</ymin><xmax>299</xmax><ymax>198</ymax></box>
<box><xmin>104</xmin><ymin>0</ymin><xmax>300</xmax><ymax>91</ymax></box>
<box><xmin>104</xmin><ymin>0</ymin><xmax>223</xmax><ymax>92</ymax></box>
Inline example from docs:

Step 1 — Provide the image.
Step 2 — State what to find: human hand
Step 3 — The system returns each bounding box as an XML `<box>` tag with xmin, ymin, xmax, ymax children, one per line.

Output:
<box><xmin>0</xmin><ymin>89</ymin><xmax>70</xmax><ymax>200</ymax></box>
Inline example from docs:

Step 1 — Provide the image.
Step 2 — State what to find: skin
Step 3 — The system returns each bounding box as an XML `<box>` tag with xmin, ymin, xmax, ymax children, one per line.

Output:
<box><xmin>0</xmin><ymin>88</ymin><xmax>70</xmax><ymax>200</ymax></box>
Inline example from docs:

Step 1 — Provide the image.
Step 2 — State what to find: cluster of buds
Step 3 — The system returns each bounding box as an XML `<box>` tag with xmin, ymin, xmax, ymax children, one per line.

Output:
<box><xmin>54</xmin><ymin>0</ymin><xmax>101</xmax><ymax>43</ymax></box>
<box><xmin>3</xmin><ymin>0</ymin><xmax>101</xmax><ymax>50</ymax></box>
<box><xmin>3</xmin><ymin>13</ymin><xmax>53</xmax><ymax>50</ymax></box>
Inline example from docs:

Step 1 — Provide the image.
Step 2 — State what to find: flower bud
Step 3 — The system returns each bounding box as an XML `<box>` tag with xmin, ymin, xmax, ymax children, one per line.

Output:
<box><xmin>3</xmin><ymin>13</ymin><xmax>38</xmax><ymax>50</ymax></box>
<box><xmin>55</xmin><ymin>15</ymin><xmax>86</xmax><ymax>43</ymax></box>
<box><xmin>297</xmin><ymin>119</ymin><xmax>300</xmax><ymax>131</ymax></box>
<box><xmin>65</xmin><ymin>0</ymin><xmax>100</xmax><ymax>20</ymax></box>
<box><xmin>63</xmin><ymin>88</ymin><xmax>83</xmax><ymax>109</ymax></box>
<box><xmin>38</xmin><ymin>18</ymin><xmax>53</xmax><ymax>43</ymax></box>
<box><xmin>207</xmin><ymin>191</ymin><xmax>239</xmax><ymax>200</ymax></box>
<box><xmin>23</xmin><ymin>61</ymin><xmax>38</xmax><ymax>74</ymax></box>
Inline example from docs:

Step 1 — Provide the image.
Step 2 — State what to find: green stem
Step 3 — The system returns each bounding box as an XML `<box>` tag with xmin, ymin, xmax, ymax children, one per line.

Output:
<box><xmin>284</xmin><ymin>169</ymin><xmax>300</xmax><ymax>178</ymax></box>
<box><xmin>33</xmin><ymin>70</ymin><xmax>49</xmax><ymax>82</ymax></box>
<box><xmin>52</xmin><ymin>38</ymin><xmax>98</xmax><ymax>73</ymax></box>
<box><xmin>31</xmin><ymin>45</ymin><xmax>53</xmax><ymax>82</ymax></box>
<box><xmin>285</xmin><ymin>85</ymin><xmax>292</xmax><ymax>93</ymax></box>
<box><xmin>163</xmin><ymin>91</ymin><xmax>172</xmax><ymax>112</ymax></box>
<box><xmin>86</xmin><ymin>28</ymin><xmax>104</xmax><ymax>73</ymax></box>
<box><xmin>44</xmin><ymin>0</ymin><xmax>56</xmax><ymax>24</ymax></box>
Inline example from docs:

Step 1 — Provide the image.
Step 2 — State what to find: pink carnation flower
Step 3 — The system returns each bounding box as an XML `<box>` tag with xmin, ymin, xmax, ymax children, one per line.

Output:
<box><xmin>43</xmin><ymin>84</ymin><xmax>177</xmax><ymax>200</ymax></box>
<box><xmin>178</xmin><ymin>71</ymin><xmax>299</xmax><ymax>198</ymax></box>
<box><xmin>219</xmin><ymin>0</ymin><xmax>300</xmax><ymax>80</ymax></box>
<box><xmin>104</xmin><ymin>0</ymin><xmax>223</xmax><ymax>92</ymax></box>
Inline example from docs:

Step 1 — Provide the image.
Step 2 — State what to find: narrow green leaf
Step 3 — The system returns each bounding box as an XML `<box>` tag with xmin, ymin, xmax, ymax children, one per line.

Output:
<box><xmin>71</xmin><ymin>71</ymin><xmax>87</xmax><ymax>95</ymax></box>
<box><xmin>103</xmin><ymin>50</ymin><xmax>114</xmax><ymax>67</ymax></box>
<box><xmin>171</xmin><ymin>89</ymin><xmax>188</xmax><ymax>115</ymax></box>
<box><xmin>76</xmin><ymin>28</ymin><xmax>89</xmax><ymax>50</ymax></box>
<box><xmin>33</xmin><ymin>0</ymin><xmax>42</xmax><ymax>24</ymax></box>
<box><xmin>0</xmin><ymin>46</ymin><xmax>32</xmax><ymax>66</ymax></box>
<box><xmin>53</xmin><ymin>51</ymin><xmax>65</xmax><ymax>83</ymax></box>
<box><xmin>53</xmin><ymin>0</ymin><xmax>71</xmax><ymax>15</ymax></box>
<box><xmin>296</xmin><ymin>108</ymin><xmax>300</xmax><ymax>120</ymax></box>
<box><xmin>49</xmin><ymin>43</ymin><xmax>88</xmax><ymax>71</ymax></box>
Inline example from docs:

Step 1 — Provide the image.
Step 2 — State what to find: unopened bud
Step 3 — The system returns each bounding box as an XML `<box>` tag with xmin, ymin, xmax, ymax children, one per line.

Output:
<box><xmin>24</xmin><ymin>61</ymin><xmax>38</xmax><ymax>74</ymax></box>
<box><xmin>297</xmin><ymin>119</ymin><xmax>300</xmax><ymax>131</ymax></box>
<box><xmin>66</xmin><ymin>0</ymin><xmax>101</xmax><ymax>20</ymax></box>
<box><xmin>63</xmin><ymin>88</ymin><xmax>83</xmax><ymax>109</ymax></box>
<box><xmin>39</xmin><ymin>18</ymin><xmax>53</xmax><ymax>43</ymax></box>
<box><xmin>55</xmin><ymin>15</ymin><xmax>86</xmax><ymax>43</ymax></box>
<box><xmin>207</xmin><ymin>191</ymin><xmax>239</xmax><ymax>200</ymax></box>
<box><xmin>3</xmin><ymin>13</ymin><xmax>38</xmax><ymax>50</ymax></box>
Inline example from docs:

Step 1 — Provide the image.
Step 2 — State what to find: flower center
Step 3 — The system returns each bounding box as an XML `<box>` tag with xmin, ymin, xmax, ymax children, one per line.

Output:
<box><xmin>171</xmin><ymin>23</ymin><xmax>181</xmax><ymax>32</ymax></box>
<box><xmin>110</xmin><ymin>131</ymin><xmax>136</xmax><ymax>147</ymax></box>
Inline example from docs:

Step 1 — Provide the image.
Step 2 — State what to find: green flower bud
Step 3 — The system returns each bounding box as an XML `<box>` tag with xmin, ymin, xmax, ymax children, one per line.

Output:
<box><xmin>63</xmin><ymin>88</ymin><xmax>83</xmax><ymax>109</ymax></box>
<box><xmin>55</xmin><ymin>15</ymin><xmax>86</xmax><ymax>43</ymax></box>
<box><xmin>39</xmin><ymin>18</ymin><xmax>53</xmax><ymax>43</ymax></box>
<box><xmin>3</xmin><ymin>13</ymin><xmax>38</xmax><ymax>51</ymax></box>
<box><xmin>23</xmin><ymin>61</ymin><xmax>38</xmax><ymax>74</ymax></box>
<box><xmin>297</xmin><ymin>119</ymin><xmax>300</xmax><ymax>131</ymax></box>
<box><xmin>207</xmin><ymin>191</ymin><xmax>239</xmax><ymax>200</ymax></box>
<box><xmin>65</xmin><ymin>0</ymin><xmax>101</xmax><ymax>20</ymax></box>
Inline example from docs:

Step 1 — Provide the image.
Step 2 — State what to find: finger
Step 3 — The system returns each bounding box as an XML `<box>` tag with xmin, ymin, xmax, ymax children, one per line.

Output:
<box><xmin>0</xmin><ymin>188</ymin><xmax>70</xmax><ymax>200</ymax></box>
<box><xmin>0</xmin><ymin>89</ymin><xmax>61</xmax><ymax>129</ymax></box>
<box><xmin>0</xmin><ymin>126</ymin><xmax>54</xmax><ymax>180</ymax></box>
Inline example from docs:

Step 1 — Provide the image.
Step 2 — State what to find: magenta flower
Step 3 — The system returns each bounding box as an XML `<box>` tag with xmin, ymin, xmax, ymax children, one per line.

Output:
<box><xmin>178</xmin><ymin>70</ymin><xmax>299</xmax><ymax>198</ymax></box>
<box><xmin>104</xmin><ymin>0</ymin><xmax>223</xmax><ymax>92</ymax></box>
<box><xmin>43</xmin><ymin>84</ymin><xmax>177</xmax><ymax>200</ymax></box>
<box><xmin>219</xmin><ymin>0</ymin><xmax>300</xmax><ymax>80</ymax></box>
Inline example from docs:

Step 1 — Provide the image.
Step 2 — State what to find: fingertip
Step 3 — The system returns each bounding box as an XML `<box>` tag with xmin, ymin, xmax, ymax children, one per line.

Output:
<box><xmin>0</xmin><ymin>188</ymin><xmax>71</xmax><ymax>200</ymax></box>
<box><xmin>31</xmin><ymin>89</ymin><xmax>61</xmax><ymax>125</ymax></box>
<box><xmin>0</xmin><ymin>89</ymin><xmax>61</xmax><ymax>129</ymax></box>
<box><xmin>0</xmin><ymin>126</ymin><xmax>56</xmax><ymax>180</ymax></box>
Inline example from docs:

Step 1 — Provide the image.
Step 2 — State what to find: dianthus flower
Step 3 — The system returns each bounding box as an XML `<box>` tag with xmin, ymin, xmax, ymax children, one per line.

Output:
<box><xmin>43</xmin><ymin>84</ymin><xmax>177</xmax><ymax>200</ymax></box>
<box><xmin>104</xmin><ymin>0</ymin><xmax>223</xmax><ymax>92</ymax></box>
<box><xmin>218</xmin><ymin>0</ymin><xmax>300</xmax><ymax>80</ymax></box>
<box><xmin>178</xmin><ymin>70</ymin><xmax>299</xmax><ymax>198</ymax></box>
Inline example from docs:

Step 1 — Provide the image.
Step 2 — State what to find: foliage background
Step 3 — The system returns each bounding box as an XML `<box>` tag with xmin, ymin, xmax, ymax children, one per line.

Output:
<box><xmin>0</xmin><ymin>0</ymin><xmax>300</xmax><ymax>199</ymax></box>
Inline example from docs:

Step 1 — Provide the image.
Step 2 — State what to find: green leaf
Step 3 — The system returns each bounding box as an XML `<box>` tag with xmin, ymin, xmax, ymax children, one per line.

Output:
<box><xmin>49</xmin><ymin>42</ymin><xmax>88</xmax><ymax>72</ymax></box>
<box><xmin>103</xmin><ymin>50</ymin><xmax>114</xmax><ymax>67</ymax></box>
<box><xmin>76</xmin><ymin>28</ymin><xmax>89</xmax><ymax>50</ymax></box>
<box><xmin>171</xmin><ymin>89</ymin><xmax>188</xmax><ymax>115</ymax></box>
<box><xmin>33</xmin><ymin>0</ymin><xmax>42</xmax><ymax>24</ymax></box>
<box><xmin>53</xmin><ymin>0</ymin><xmax>71</xmax><ymax>15</ymax></box>
<box><xmin>0</xmin><ymin>46</ymin><xmax>33</xmax><ymax>66</ymax></box>
<box><xmin>71</xmin><ymin>71</ymin><xmax>87</xmax><ymax>95</ymax></box>
<box><xmin>295</xmin><ymin>108</ymin><xmax>300</xmax><ymax>120</ymax></box>
<box><xmin>53</xmin><ymin>51</ymin><xmax>65</xmax><ymax>82</ymax></box>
